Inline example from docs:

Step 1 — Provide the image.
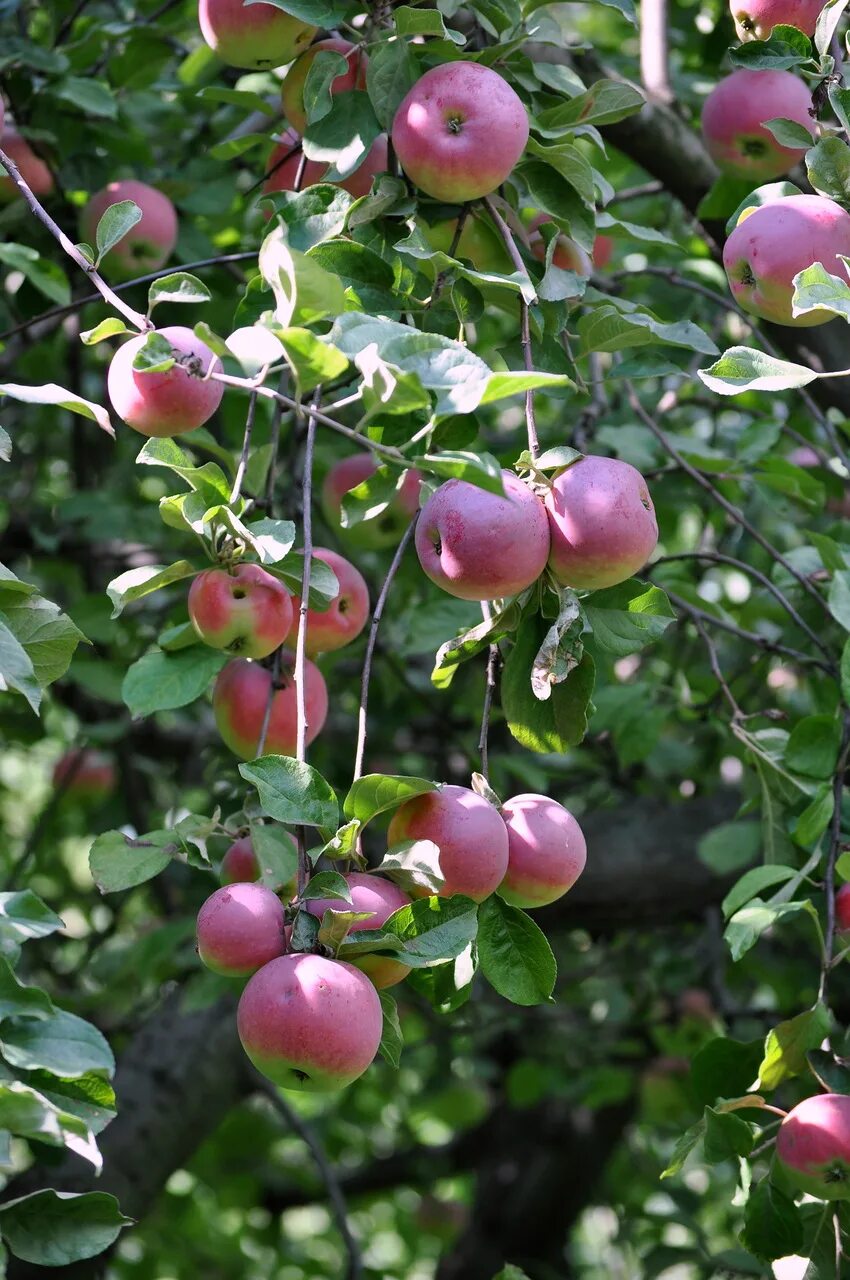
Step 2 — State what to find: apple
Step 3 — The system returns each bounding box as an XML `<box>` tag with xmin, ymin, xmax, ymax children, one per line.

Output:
<box><xmin>424</xmin><ymin>212</ymin><xmax>511</xmax><ymax>273</ymax></box>
<box><xmin>545</xmin><ymin>455</ymin><xmax>658</xmax><ymax>591</ymax></box>
<box><xmin>498</xmin><ymin>793</ymin><xmax>587</xmax><ymax>909</ymax></box>
<box><xmin>281</xmin><ymin>37</ymin><xmax>366</xmax><ymax>135</ymax></box>
<box><xmin>416</xmin><ymin>470</ymin><xmax>550</xmax><ymax>601</ymax></box>
<box><xmin>237</xmin><ymin>952</ymin><xmax>383</xmax><ymax>1090</ymax></box>
<box><xmin>0</xmin><ymin>128</ymin><xmax>53</xmax><ymax>202</ymax></box>
<box><xmin>836</xmin><ymin>884</ymin><xmax>850</xmax><ymax>935</ymax></box>
<box><xmin>189</xmin><ymin>564</ymin><xmax>293</xmax><ymax>659</ymax></box>
<box><xmin>594</xmin><ymin>234</ymin><xmax>614</xmax><ymax>269</ymax></box>
<box><xmin>107</xmin><ymin>325</ymin><xmax>223</xmax><ymax>437</ymax></box>
<box><xmin>387</xmin><ymin>784</ymin><xmax>509</xmax><ymax>902</ymax></box>
<box><xmin>528</xmin><ymin>214</ymin><xmax>593</xmax><ymax>279</ymax></box>
<box><xmin>81</xmin><ymin>180</ymin><xmax>178</xmax><ymax>281</ymax></box>
<box><xmin>213</xmin><ymin>654</ymin><xmax>328</xmax><ymax>760</ymax></box>
<box><xmin>392</xmin><ymin>62</ymin><xmax>529</xmax><ymax>202</ymax></box>
<box><xmin>723</xmin><ymin>193</ymin><xmax>850</xmax><ymax>327</ymax></box>
<box><xmin>52</xmin><ymin>748</ymin><xmax>116</xmax><ymax>802</ymax></box>
<box><xmin>305</xmin><ymin>872</ymin><xmax>411</xmax><ymax>989</ymax></box>
<box><xmin>285</xmin><ymin>547</ymin><xmax>369</xmax><ymax>656</ymax></box>
<box><xmin>731</xmin><ymin>0</ymin><xmax>825</xmax><ymax>39</ymax></box>
<box><xmin>776</xmin><ymin>1093</ymin><xmax>850</xmax><ymax>1200</ymax></box>
<box><xmin>701</xmin><ymin>69</ymin><xmax>815</xmax><ymax>180</ymax></box>
<box><xmin>264</xmin><ymin>130</ymin><xmax>389</xmax><ymax>202</ymax></box>
<box><xmin>198</xmin><ymin>0</ymin><xmax>316</xmax><ymax>70</ymax></box>
<box><xmin>321</xmin><ymin>454</ymin><xmax>421</xmax><ymax>549</ymax></box>
<box><xmin>196</xmin><ymin>883</ymin><xmax>285</xmax><ymax>976</ymax></box>
<box><xmin>220</xmin><ymin>836</ymin><xmax>260</xmax><ymax>884</ymax></box>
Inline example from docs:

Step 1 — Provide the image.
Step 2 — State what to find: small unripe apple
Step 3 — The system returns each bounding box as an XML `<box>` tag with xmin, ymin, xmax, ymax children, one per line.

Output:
<box><xmin>196</xmin><ymin>882</ymin><xmax>285</xmax><ymax>976</ymax></box>
<box><xmin>0</xmin><ymin>129</ymin><xmax>53</xmax><ymax>202</ymax></box>
<box><xmin>498</xmin><ymin>793</ymin><xmax>587</xmax><ymax>908</ymax></box>
<box><xmin>731</xmin><ymin>0</ymin><xmax>824</xmax><ymax>39</ymax></box>
<box><xmin>286</xmin><ymin>548</ymin><xmax>369</xmax><ymax>657</ymax></box>
<box><xmin>392</xmin><ymin>62</ymin><xmax>529</xmax><ymax>202</ymax></box>
<box><xmin>416</xmin><ymin>470</ymin><xmax>550</xmax><ymax>601</ymax></box>
<box><xmin>189</xmin><ymin>564</ymin><xmax>293</xmax><ymax>659</ymax></box>
<box><xmin>107</xmin><ymin>325</ymin><xmax>223</xmax><ymax>437</ymax></box>
<box><xmin>198</xmin><ymin>0</ymin><xmax>316</xmax><ymax>69</ymax></box>
<box><xmin>305</xmin><ymin>872</ymin><xmax>411</xmax><ymax>989</ymax></box>
<box><xmin>836</xmin><ymin>884</ymin><xmax>850</xmax><ymax>935</ymax></box>
<box><xmin>52</xmin><ymin>748</ymin><xmax>116</xmax><ymax>802</ymax></box>
<box><xmin>237</xmin><ymin>952</ymin><xmax>383</xmax><ymax>1090</ymax></box>
<box><xmin>213</xmin><ymin>654</ymin><xmax>328</xmax><ymax>760</ymax></box>
<box><xmin>81</xmin><ymin>180</ymin><xmax>178</xmax><ymax>281</ymax></box>
<box><xmin>321</xmin><ymin>454</ymin><xmax>421</xmax><ymax>549</ymax></box>
<box><xmin>220</xmin><ymin>836</ymin><xmax>260</xmax><ymax>884</ymax></box>
<box><xmin>777</xmin><ymin>1094</ymin><xmax>850</xmax><ymax>1200</ymax></box>
<box><xmin>545</xmin><ymin>456</ymin><xmax>658</xmax><ymax>591</ymax></box>
<box><xmin>724</xmin><ymin>193</ymin><xmax>850</xmax><ymax>327</ymax></box>
<box><xmin>701</xmin><ymin>69</ymin><xmax>815</xmax><ymax>180</ymax></box>
<box><xmin>264</xmin><ymin>131</ymin><xmax>388</xmax><ymax>202</ymax></box>
<box><xmin>281</xmin><ymin>38</ymin><xmax>367</xmax><ymax>135</ymax></box>
<box><xmin>387</xmin><ymin>784</ymin><xmax>509</xmax><ymax>902</ymax></box>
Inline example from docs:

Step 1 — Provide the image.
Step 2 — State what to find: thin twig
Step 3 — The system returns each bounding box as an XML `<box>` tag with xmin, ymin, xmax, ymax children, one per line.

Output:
<box><xmin>257</xmin><ymin>648</ymin><xmax>283</xmax><ymax>757</ymax></box>
<box><xmin>426</xmin><ymin>204</ymin><xmax>470</xmax><ymax>310</ymax></box>
<box><xmin>692</xmin><ymin>616</ymin><xmax>744</xmax><ymax>721</ymax></box>
<box><xmin>819</xmin><ymin>712</ymin><xmax>850</xmax><ymax>1002</ymax></box>
<box><xmin>230</xmin><ymin>391</ymin><xmax>258</xmax><ymax>505</ymax></box>
<box><xmin>264</xmin><ymin>371</ymin><xmax>289</xmax><ymax>511</ymax></box>
<box><xmin>609</xmin><ymin>181</ymin><xmax>664</xmax><ymax>204</ymax></box>
<box><xmin>662</xmin><ymin>588</ymin><xmax>833</xmax><ymax>674</ymax></box>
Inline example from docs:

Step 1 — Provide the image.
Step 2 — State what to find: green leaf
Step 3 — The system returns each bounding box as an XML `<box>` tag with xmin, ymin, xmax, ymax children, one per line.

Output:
<box><xmin>394</xmin><ymin>4</ymin><xmax>464</xmax><ymax>40</ymax></box>
<box><xmin>759</xmin><ymin>1003</ymin><xmax>831</xmax><ymax>1089</ymax></box>
<box><xmin>53</xmin><ymin>76</ymin><xmax>117</xmax><ymax>117</ymax></box>
<box><xmin>699</xmin><ymin>346</ymin><xmax>818</xmax><ymax>394</ymax></box>
<box><xmin>785</xmin><ymin>714</ymin><xmax>841</xmax><ymax>779</ymax></box>
<box><xmin>239</xmin><ymin>755</ymin><xmax>339</xmax><ymax>829</ymax></box>
<box><xmin>703</xmin><ymin>1105</ymin><xmax>754</xmax><ymax>1163</ymax></box>
<box><xmin>0</xmin><ymin>1190</ymin><xmax>130</xmax><ymax>1266</ymax></box>
<box><xmin>807</xmin><ymin>135</ymin><xmax>850</xmax><ymax>202</ymax></box>
<box><xmin>245</xmin><ymin>518</ymin><xmax>297</xmax><ymax>565</ymax></box>
<box><xmin>1</xmin><ymin>1009</ymin><xmax>114</xmax><ymax>1079</ymax></box>
<box><xmin>478</xmin><ymin>896</ymin><xmax>557</xmax><ymax>1006</ymax></box>
<box><xmin>375</xmin><ymin>840</ymin><xmax>444</xmax><ymax>896</ymax></box>
<box><xmin>301</xmin><ymin>871</ymin><xmax>352</xmax><ymax>903</ymax></box>
<box><xmin>740</xmin><ymin>1181</ymin><xmax>804</xmax><ymax>1263</ymax></box>
<box><xmin>698</xmin><ymin>820</ymin><xmax>761</xmax><ymax>873</ymax></box>
<box><xmin>535</xmin><ymin>80</ymin><xmax>645</xmax><ymax>132</ymax></box>
<box><xmin>728</xmin><ymin>25</ymin><xmax>812</xmax><ymax>68</ymax></box>
<box><xmin>842</xmin><ymin>636</ymin><xmax>850</xmax><ymax>703</ymax></box>
<box><xmin>660</xmin><ymin>1116</ymin><xmax>705</xmax><ymax>1178</ymax></box>
<box><xmin>530</xmin><ymin>588</ymin><xmax>583</xmax><ymax>699</ymax></box>
<box><xmin>303</xmin><ymin>49</ymin><xmax>349</xmax><ymax>126</ymax></box>
<box><xmin>365</xmin><ymin>36</ymin><xmax>418</xmax><ymax>131</ymax></box>
<box><xmin>343</xmin><ymin>774</ymin><xmax>438</xmax><ymax>825</ymax></box>
<box><xmin>0</xmin><ymin>381</ymin><xmax>113</xmax><ymax>435</ymax></box>
<box><xmin>278</xmin><ymin>326</ymin><xmax>349</xmax><ymax>391</ymax></box>
<box><xmin>725</xmin><ymin>898</ymin><xmax>819</xmax><ymax>961</ymax></box>
<box><xmin>79</xmin><ymin>317</ymin><xmax>130</xmax><ymax>345</ymax></box>
<box><xmin>0</xmin><ymin>593</ymin><xmax>86</xmax><ymax>708</ymax></box>
<box><xmin>249</xmin><ymin>823</ymin><xmax>298</xmax><ymax>890</ymax></box>
<box><xmin>132</xmin><ymin>331</ymin><xmax>176</xmax><ymax>373</ymax></box>
<box><xmin>0</xmin><ymin>892</ymin><xmax>64</xmax><ymax>946</ymax></box>
<box><xmin>690</xmin><ymin>1036</ymin><xmax>764</xmax><ymax>1107</ymax></box>
<box><xmin>0</xmin><ymin>1081</ymin><xmax>98</xmax><ymax>1167</ymax></box>
<box><xmin>383</xmin><ymin>895</ymin><xmax>479</xmax><ymax>969</ymax></box>
<box><xmin>792</xmin><ymin>260</ymin><xmax>850</xmax><ymax>321</ymax></box>
<box><xmin>795</xmin><ymin>782</ymin><xmax>834</xmax><ymax>844</ymax></box>
<box><xmin>578</xmin><ymin>305</ymin><xmax>717</xmax><ymax>357</ymax></box>
<box><xmin>0</xmin><ymin>616</ymin><xmax>40</xmax><ymax>712</ymax></box>
<box><xmin>0</xmin><ymin>958</ymin><xmax>53</xmax><ymax>1022</ymax></box>
<box><xmin>431</xmin><ymin>599</ymin><xmax>520</xmax><ymax>690</ymax></box>
<box><xmin>817</xmin><ymin>0</ymin><xmax>850</xmax><ymax>54</ymax></box>
<box><xmin>89</xmin><ymin>829</ymin><xmax>178</xmax><ymax>893</ymax></box>
<box><xmin>413</xmin><ymin>450</ymin><xmax>505</xmax><ymax>495</ymax></box>
<box><xmin>94</xmin><ymin>200</ymin><xmax>142</xmax><ymax>262</ymax></box>
<box><xmin>270</xmin><ymin>552</ymin><xmax>339</xmax><ymax>610</ymax></box>
<box><xmin>136</xmin><ymin>437</ymin><xmax>231</xmax><ymax>504</ymax></box>
<box><xmin>263</xmin><ymin>184</ymin><xmax>352</xmax><ymax>253</ymax></box>
<box><xmin>763</xmin><ymin>116</ymin><xmax>816</xmax><ymax>148</ymax></box>
<box><xmin>147</xmin><ymin>272</ymin><xmax>212</xmax><ymax>313</ymax></box>
<box><xmin>122</xmin><ymin>646</ymin><xmax>227</xmax><ymax>717</ymax></box>
<box><xmin>721</xmin><ymin>865</ymin><xmax>798</xmax><ymax>919</ymax></box>
<box><xmin>502</xmin><ymin>615</ymin><xmax>595</xmax><ymax>753</ymax></box>
<box><xmin>584</xmin><ymin>580</ymin><xmax>675</xmax><ymax>656</ymax></box>
<box><xmin>378</xmin><ymin>991</ymin><xmax>403</xmax><ymax>1068</ymax></box>
<box><xmin>106</xmin><ymin>561</ymin><xmax>198</xmax><ymax>619</ymax></box>
<box><xmin>0</xmin><ymin>243</ymin><xmax>70</xmax><ymax>306</ymax></box>
<box><xmin>829</xmin><ymin>568</ymin><xmax>850</xmax><ymax>630</ymax></box>
<box><xmin>302</xmin><ymin>90</ymin><xmax>381</xmax><ymax>181</ymax></box>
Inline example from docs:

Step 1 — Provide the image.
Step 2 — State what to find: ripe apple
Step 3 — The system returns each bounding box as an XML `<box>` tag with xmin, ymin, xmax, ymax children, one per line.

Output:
<box><xmin>198</xmin><ymin>0</ymin><xmax>316</xmax><ymax>69</ymax></box>
<box><xmin>498</xmin><ymin>793</ymin><xmax>587</xmax><ymax>909</ymax></box>
<box><xmin>285</xmin><ymin>547</ymin><xmax>369</xmax><ymax>656</ymax></box>
<box><xmin>424</xmin><ymin>212</ymin><xmax>511</xmax><ymax>272</ymax></box>
<box><xmin>213</xmin><ymin>654</ymin><xmax>328</xmax><ymax>760</ymax></box>
<box><xmin>701</xmin><ymin>69</ymin><xmax>815</xmax><ymax>180</ymax></box>
<box><xmin>220</xmin><ymin>836</ymin><xmax>260</xmax><ymax>884</ymax></box>
<box><xmin>416</xmin><ymin>470</ymin><xmax>550</xmax><ymax>601</ymax></box>
<box><xmin>321</xmin><ymin>454</ymin><xmax>421</xmax><ymax>549</ymax></box>
<box><xmin>387</xmin><ymin>784</ymin><xmax>509</xmax><ymax>902</ymax></box>
<box><xmin>776</xmin><ymin>1093</ymin><xmax>850</xmax><ymax>1200</ymax></box>
<box><xmin>0</xmin><ymin>129</ymin><xmax>53</xmax><ymax>202</ymax></box>
<box><xmin>281</xmin><ymin>38</ymin><xmax>366</xmax><ymax>135</ymax></box>
<box><xmin>593</xmin><ymin>234</ymin><xmax>614</xmax><ymax>269</ymax></box>
<box><xmin>52</xmin><ymin>748</ymin><xmax>116</xmax><ymax>802</ymax></box>
<box><xmin>81</xmin><ymin>180</ymin><xmax>178</xmax><ymax>280</ymax></box>
<box><xmin>196</xmin><ymin>883</ymin><xmax>285</xmax><ymax>976</ymax></box>
<box><xmin>392</xmin><ymin>62</ymin><xmax>529</xmax><ymax>202</ymax></box>
<box><xmin>237</xmin><ymin>952</ymin><xmax>383</xmax><ymax>1090</ymax></box>
<box><xmin>305</xmin><ymin>872</ymin><xmax>411</xmax><ymax>989</ymax></box>
<box><xmin>189</xmin><ymin>564</ymin><xmax>293</xmax><ymax>659</ymax></box>
<box><xmin>264</xmin><ymin>130</ymin><xmax>389</xmax><ymax>202</ymax></box>
<box><xmin>545</xmin><ymin>455</ymin><xmax>658</xmax><ymax>591</ymax></box>
<box><xmin>723</xmin><ymin>193</ymin><xmax>850</xmax><ymax>327</ymax></box>
<box><xmin>731</xmin><ymin>0</ymin><xmax>824</xmax><ymax>39</ymax></box>
<box><xmin>836</xmin><ymin>884</ymin><xmax>850</xmax><ymax>935</ymax></box>
<box><xmin>107</xmin><ymin>325</ymin><xmax>223</xmax><ymax>437</ymax></box>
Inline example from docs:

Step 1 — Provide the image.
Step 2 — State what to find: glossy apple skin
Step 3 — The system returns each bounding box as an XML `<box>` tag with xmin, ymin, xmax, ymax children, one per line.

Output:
<box><xmin>52</xmin><ymin>748</ymin><xmax>116</xmax><ymax>802</ymax></box>
<box><xmin>286</xmin><ymin>548</ymin><xmax>369</xmax><ymax>657</ymax></box>
<box><xmin>81</xmin><ymin>180</ymin><xmax>177</xmax><ymax>280</ymax></box>
<box><xmin>196</xmin><ymin>883</ymin><xmax>285</xmax><ymax>977</ymax></box>
<box><xmin>107</xmin><ymin>325</ymin><xmax>223</xmax><ymax>437</ymax></box>
<box><xmin>264</xmin><ymin>131</ymin><xmax>389</xmax><ymax>202</ymax></box>
<box><xmin>545</xmin><ymin>456</ymin><xmax>658</xmax><ymax>591</ymax></box>
<box><xmin>498</xmin><ymin>794</ymin><xmax>587</xmax><ymax>909</ymax></box>
<box><xmin>387</xmin><ymin>785</ymin><xmax>509</xmax><ymax>902</ymax></box>
<box><xmin>322</xmin><ymin>454</ymin><xmax>421</xmax><ymax>549</ymax></box>
<box><xmin>220</xmin><ymin>836</ymin><xmax>260</xmax><ymax>884</ymax></box>
<box><xmin>392</xmin><ymin>62</ymin><xmax>529</xmax><ymax>202</ymax></box>
<box><xmin>237</xmin><ymin>953</ymin><xmax>383</xmax><ymax>1090</ymax></box>
<box><xmin>723</xmin><ymin>193</ymin><xmax>850</xmax><ymax>327</ymax></box>
<box><xmin>189</xmin><ymin>564</ymin><xmax>293</xmax><ymax>659</ymax></box>
<box><xmin>213</xmin><ymin>655</ymin><xmax>328</xmax><ymax>760</ymax></box>
<box><xmin>731</xmin><ymin>0</ymin><xmax>824</xmax><ymax>39</ymax></box>
<box><xmin>281</xmin><ymin>38</ymin><xmax>367</xmax><ymax>135</ymax></box>
<box><xmin>0</xmin><ymin>129</ymin><xmax>53</xmax><ymax>202</ymax></box>
<box><xmin>425</xmin><ymin>213</ymin><xmax>511</xmax><ymax>273</ymax></box>
<box><xmin>198</xmin><ymin>0</ymin><xmax>316</xmax><ymax>69</ymax></box>
<box><xmin>305</xmin><ymin>872</ymin><xmax>411</xmax><ymax>989</ymax></box>
<box><xmin>777</xmin><ymin>1094</ymin><xmax>850</xmax><ymax>1200</ymax></box>
<box><xmin>701</xmin><ymin>69</ymin><xmax>815</xmax><ymax>181</ymax></box>
<box><xmin>416</xmin><ymin>470</ymin><xmax>550</xmax><ymax>602</ymax></box>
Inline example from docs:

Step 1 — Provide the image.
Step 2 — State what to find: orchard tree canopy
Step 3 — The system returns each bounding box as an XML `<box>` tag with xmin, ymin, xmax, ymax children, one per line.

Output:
<box><xmin>3</xmin><ymin>0</ymin><xmax>850</xmax><ymax>1276</ymax></box>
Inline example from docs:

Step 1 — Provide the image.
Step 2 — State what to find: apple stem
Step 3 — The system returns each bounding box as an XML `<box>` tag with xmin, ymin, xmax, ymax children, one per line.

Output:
<box><xmin>229</xmin><ymin>390</ymin><xmax>258</xmax><ymax>505</ymax></box>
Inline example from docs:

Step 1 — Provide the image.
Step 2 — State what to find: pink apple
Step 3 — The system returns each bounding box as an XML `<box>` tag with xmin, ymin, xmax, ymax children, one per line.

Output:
<box><xmin>387</xmin><ymin>784</ymin><xmax>509</xmax><ymax>902</ymax></box>
<box><xmin>593</xmin><ymin>234</ymin><xmax>614</xmax><ymax>269</ymax></box>
<box><xmin>220</xmin><ymin>836</ymin><xmax>260</xmax><ymax>884</ymax></box>
<box><xmin>498</xmin><ymin>793</ymin><xmax>587</xmax><ymax>909</ymax></box>
<box><xmin>213</xmin><ymin>654</ymin><xmax>328</xmax><ymax>760</ymax></box>
<box><xmin>107</xmin><ymin>325</ymin><xmax>223</xmax><ymax>437</ymax></box>
<box><xmin>281</xmin><ymin>37</ymin><xmax>367</xmax><ymax>135</ymax></box>
<box><xmin>723</xmin><ymin>193</ymin><xmax>850</xmax><ymax>327</ymax></box>
<box><xmin>305</xmin><ymin>872</ymin><xmax>411</xmax><ymax>989</ymax></box>
<box><xmin>81</xmin><ymin>180</ymin><xmax>178</xmax><ymax>280</ymax></box>
<box><xmin>53</xmin><ymin>748</ymin><xmax>116</xmax><ymax>802</ymax></box>
<box><xmin>264</xmin><ymin>130</ymin><xmax>389</xmax><ymax>203</ymax></box>
<box><xmin>392</xmin><ymin>62</ymin><xmax>529</xmax><ymax>202</ymax></box>
<box><xmin>777</xmin><ymin>1094</ymin><xmax>850</xmax><ymax>1200</ymax></box>
<box><xmin>189</xmin><ymin>563</ymin><xmax>293</xmax><ymax>659</ymax></box>
<box><xmin>196</xmin><ymin>882</ymin><xmax>285</xmax><ymax>976</ymax></box>
<box><xmin>198</xmin><ymin>0</ymin><xmax>316</xmax><ymax>69</ymax></box>
<box><xmin>0</xmin><ymin>129</ymin><xmax>53</xmax><ymax>202</ymax></box>
<box><xmin>416</xmin><ymin>470</ymin><xmax>550</xmax><ymax>601</ymax></box>
<box><xmin>544</xmin><ymin>455</ymin><xmax>658</xmax><ymax>590</ymax></box>
<box><xmin>237</xmin><ymin>952</ymin><xmax>383</xmax><ymax>1090</ymax></box>
<box><xmin>286</xmin><ymin>547</ymin><xmax>369</xmax><ymax>657</ymax></box>
<box><xmin>701</xmin><ymin>69</ymin><xmax>815</xmax><ymax>180</ymax></box>
<box><xmin>836</xmin><ymin>884</ymin><xmax>850</xmax><ymax>936</ymax></box>
<box><xmin>731</xmin><ymin>0</ymin><xmax>825</xmax><ymax>39</ymax></box>
<box><xmin>321</xmin><ymin>454</ymin><xmax>421</xmax><ymax>549</ymax></box>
